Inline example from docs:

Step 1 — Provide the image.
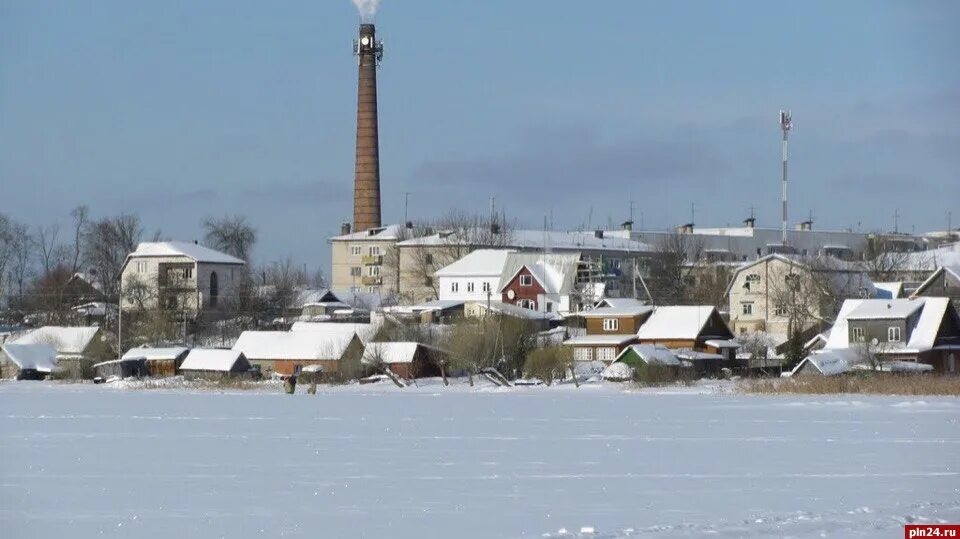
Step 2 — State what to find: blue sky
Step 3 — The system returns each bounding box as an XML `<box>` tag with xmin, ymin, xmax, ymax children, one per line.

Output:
<box><xmin>1</xmin><ymin>0</ymin><xmax>958</xmax><ymax>274</ymax></box>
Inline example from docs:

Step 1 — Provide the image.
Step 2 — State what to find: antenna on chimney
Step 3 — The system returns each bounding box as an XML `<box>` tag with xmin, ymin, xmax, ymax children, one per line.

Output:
<box><xmin>780</xmin><ymin>110</ymin><xmax>792</xmax><ymax>246</ymax></box>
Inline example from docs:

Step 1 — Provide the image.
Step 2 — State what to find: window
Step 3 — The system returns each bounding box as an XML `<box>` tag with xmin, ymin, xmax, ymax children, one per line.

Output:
<box><xmin>602</xmin><ymin>318</ymin><xmax>619</xmax><ymax>331</ymax></box>
<box><xmin>745</xmin><ymin>273</ymin><xmax>761</xmax><ymax>282</ymax></box>
<box><xmin>851</xmin><ymin>327</ymin><xmax>865</xmax><ymax>342</ymax></box>
<box><xmin>888</xmin><ymin>326</ymin><xmax>901</xmax><ymax>342</ymax></box>
<box><xmin>482</xmin><ymin>282</ymin><xmax>491</xmax><ymax>292</ymax></box>
<box><xmin>350</xmin><ymin>267</ymin><xmax>362</xmax><ymax>277</ymax></box>
<box><xmin>136</xmin><ymin>261</ymin><xmax>148</xmax><ymax>273</ymax></box>
<box><xmin>351</xmin><ymin>245</ymin><xmax>362</xmax><ymax>256</ymax></box>
<box><xmin>367</xmin><ymin>266</ymin><xmax>380</xmax><ymax>277</ymax></box>
<box><xmin>518</xmin><ymin>299</ymin><xmax>535</xmax><ymax>309</ymax></box>
<box><xmin>774</xmin><ymin>303</ymin><xmax>788</xmax><ymax>317</ymax></box>
<box><xmin>785</xmin><ymin>274</ymin><xmax>800</xmax><ymax>290</ymax></box>
<box><xmin>467</xmin><ymin>282</ymin><xmax>475</xmax><ymax>293</ymax></box>
<box><xmin>574</xmin><ymin>347</ymin><xmax>593</xmax><ymax>361</ymax></box>
<box><xmin>545</xmin><ymin>302</ymin><xmax>553</xmax><ymax>312</ymax></box>
<box><xmin>596</xmin><ymin>347</ymin><xmax>616</xmax><ymax>362</ymax></box>
<box><xmin>368</xmin><ymin>246</ymin><xmax>381</xmax><ymax>256</ymax></box>
<box><xmin>741</xmin><ymin>302</ymin><xmax>753</xmax><ymax>315</ymax></box>
<box><xmin>367</xmin><ymin>286</ymin><xmax>378</xmax><ymax>293</ymax></box>
<box><xmin>519</xmin><ymin>274</ymin><xmax>533</xmax><ymax>286</ymax></box>
<box><xmin>451</xmin><ymin>282</ymin><xmax>459</xmax><ymax>293</ymax></box>
<box><xmin>424</xmin><ymin>253</ymin><xmax>433</xmax><ymax>264</ymax></box>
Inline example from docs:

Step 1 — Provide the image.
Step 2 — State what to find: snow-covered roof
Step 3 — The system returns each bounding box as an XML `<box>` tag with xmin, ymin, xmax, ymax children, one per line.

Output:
<box><xmin>499</xmin><ymin>252</ymin><xmax>580</xmax><ymax>295</ymax></box>
<box><xmin>615</xmin><ymin>344</ymin><xmax>680</xmax><ymax>366</ymax></box>
<box><xmin>705</xmin><ymin>339</ymin><xmax>739</xmax><ymax>349</ymax></box>
<box><xmin>294</xmin><ymin>288</ymin><xmax>343</xmax><ymax>307</ymax></box>
<box><xmin>878</xmin><ymin>242</ymin><xmax>960</xmax><ymax>272</ymax></box>
<box><xmin>580</xmin><ymin>303</ymin><xmax>652</xmax><ymax>318</ymax></box>
<box><xmin>2</xmin><ymin>343</ymin><xmax>58</xmax><ymax>372</ymax></box>
<box><xmin>329</xmin><ymin>224</ymin><xmax>403</xmax><ymax>241</ymax></box>
<box><xmin>361</xmin><ymin>342</ymin><xmax>440</xmax><ymax>365</ymax></box>
<box><xmin>873</xmin><ymin>282</ymin><xmax>904</xmax><ymax>299</ymax></box>
<box><xmin>846</xmin><ymin>299</ymin><xmax>925</xmax><ymax>320</ymax></box>
<box><xmin>913</xmin><ymin>264</ymin><xmax>960</xmax><ymax>297</ymax></box>
<box><xmin>673</xmin><ymin>349</ymin><xmax>724</xmax><ymax>360</ymax></box>
<box><xmin>70</xmin><ymin>272</ymin><xmax>104</xmax><ymax>292</ymax></box>
<box><xmin>122</xmin><ymin>346</ymin><xmax>188</xmax><ymax>361</ymax></box>
<box><xmin>907</xmin><ymin>297</ymin><xmax>951</xmax><ymax>351</ymax></box>
<box><xmin>472</xmin><ymin>301</ymin><xmax>562</xmax><ymax>321</ymax></box>
<box><xmin>289</xmin><ymin>322</ymin><xmax>378</xmax><ymax>344</ymax></box>
<box><xmin>601</xmin><ymin>362</ymin><xmax>634</xmax><ymax>380</ymax></box>
<box><xmin>12</xmin><ymin>326</ymin><xmax>100</xmax><ymax>356</ymax></box>
<box><xmin>824</xmin><ymin>300</ymin><xmax>865</xmax><ymax>348</ymax></box>
<box><xmin>725</xmin><ymin>254</ymin><xmax>876</xmax><ymax>298</ymax></box>
<box><xmin>435</xmin><ymin>249</ymin><xmax>515</xmax><ymax>278</ymax></box>
<box><xmin>233</xmin><ymin>331</ymin><xmax>355</xmax><ymax>361</ymax></box>
<box><xmin>789</xmin><ymin>348</ymin><xmax>859</xmax><ymax>376</ymax></box>
<box><xmin>396</xmin><ymin>228</ymin><xmax>654</xmax><ymax>253</ymax></box>
<box><xmin>564</xmin><ymin>334</ymin><xmax>637</xmax><ymax>346</ymax></box>
<box><xmin>124</xmin><ymin>241</ymin><xmax>244</xmax><ymax>265</ymax></box>
<box><xmin>180</xmin><ymin>349</ymin><xmax>247</xmax><ymax>372</ymax></box>
<box><xmin>635</xmin><ymin>306</ymin><xmax>720</xmax><ymax>341</ymax></box>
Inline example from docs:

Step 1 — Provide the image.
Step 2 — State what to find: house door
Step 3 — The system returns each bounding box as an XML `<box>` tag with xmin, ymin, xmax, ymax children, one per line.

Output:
<box><xmin>949</xmin><ymin>353</ymin><xmax>956</xmax><ymax>374</ymax></box>
<box><xmin>209</xmin><ymin>272</ymin><xmax>219</xmax><ymax>307</ymax></box>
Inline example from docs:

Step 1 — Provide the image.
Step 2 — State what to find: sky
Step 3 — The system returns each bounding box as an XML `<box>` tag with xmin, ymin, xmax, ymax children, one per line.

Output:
<box><xmin>1</xmin><ymin>0</ymin><xmax>958</xmax><ymax>275</ymax></box>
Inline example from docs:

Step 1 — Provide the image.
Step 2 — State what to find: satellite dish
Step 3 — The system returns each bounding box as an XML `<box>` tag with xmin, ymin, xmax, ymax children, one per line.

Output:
<box><xmin>507</xmin><ymin>289</ymin><xmax>516</xmax><ymax>300</ymax></box>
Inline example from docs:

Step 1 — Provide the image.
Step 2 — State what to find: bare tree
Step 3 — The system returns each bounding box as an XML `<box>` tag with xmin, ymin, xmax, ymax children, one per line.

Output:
<box><xmin>263</xmin><ymin>258</ymin><xmax>307</xmax><ymax>320</ymax></box>
<box><xmin>84</xmin><ymin>214</ymin><xmax>143</xmax><ymax>300</ymax></box>
<box><xmin>8</xmin><ymin>223</ymin><xmax>34</xmax><ymax>306</ymax></box>
<box><xmin>36</xmin><ymin>224</ymin><xmax>67</xmax><ymax>277</ymax></box>
<box><xmin>202</xmin><ymin>215</ymin><xmax>257</xmax><ymax>262</ymax></box>
<box><xmin>647</xmin><ymin>233</ymin><xmax>704</xmax><ymax>304</ymax></box>
<box><xmin>69</xmin><ymin>206</ymin><xmax>89</xmax><ymax>273</ymax></box>
<box><xmin>0</xmin><ymin>214</ymin><xmax>17</xmax><ymax>301</ymax></box>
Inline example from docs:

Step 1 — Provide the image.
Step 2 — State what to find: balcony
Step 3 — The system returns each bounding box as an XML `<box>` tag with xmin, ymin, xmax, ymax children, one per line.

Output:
<box><xmin>362</xmin><ymin>255</ymin><xmax>383</xmax><ymax>265</ymax></box>
<box><xmin>361</xmin><ymin>276</ymin><xmax>382</xmax><ymax>286</ymax></box>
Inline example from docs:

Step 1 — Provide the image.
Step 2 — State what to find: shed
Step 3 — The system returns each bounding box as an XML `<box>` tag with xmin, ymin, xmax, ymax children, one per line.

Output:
<box><xmin>180</xmin><ymin>349</ymin><xmax>253</xmax><ymax>379</ymax></box>
<box><xmin>233</xmin><ymin>329</ymin><xmax>365</xmax><ymax>376</ymax></box>
<box><xmin>93</xmin><ymin>357</ymin><xmax>148</xmax><ymax>380</ymax></box>
<box><xmin>789</xmin><ymin>349</ymin><xmax>860</xmax><ymax>377</ymax></box>
<box><xmin>614</xmin><ymin>344</ymin><xmax>681</xmax><ymax>368</ymax></box>
<box><xmin>1</xmin><ymin>343</ymin><xmax>58</xmax><ymax>380</ymax></box>
<box><xmin>121</xmin><ymin>346</ymin><xmax>189</xmax><ymax>376</ymax></box>
<box><xmin>361</xmin><ymin>342</ymin><xmax>446</xmax><ymax>379</ymax></box>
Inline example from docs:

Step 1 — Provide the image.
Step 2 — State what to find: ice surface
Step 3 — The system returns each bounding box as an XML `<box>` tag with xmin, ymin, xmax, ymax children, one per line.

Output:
<box><xmin>1</xmin><ymin>380</ymin><xmax>957</xmax><ymax>538</ymax></box>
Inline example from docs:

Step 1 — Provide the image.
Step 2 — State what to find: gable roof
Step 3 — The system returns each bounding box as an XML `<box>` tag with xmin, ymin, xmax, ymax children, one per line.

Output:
<box><xmin>725</xmin><ymin>254</ymin><xmax>876</xmax><ymax>297</ymax></box>
<box><xmin>329</xmin><ymin>224</ymin><xmax>404</xmax><ymax>242</ymax></box>
<box><xmin>122</xmin><ymin>346</ymin><xmax>189</xmax><ymax>361</ymax></box>
<box><xmin>846</xmin><ymin>299</ymin><xmax>925</xmax><ymax>320</ymax></box>
<box><xmin>124</xmin><ymin>241</ymin><xmax>245</xmax><ymax>269</ymax></box>
<box><xmin>635</xmin><ymin>306</ymin><xmax>723</xmax><ymax>341</ymax></box>
<box><xmin>233</xmin><ymin>331</ymin><xmax>355</xmax><ymax>361</ymax></box>
<box><xmin>873</xmin><ymin>282</ymin><xmax>904</xmax><ymax>299</ymax></box>
<box><xmin>435</xmin><ymin>249</ymin><xmax>515</xmax><ymax>278</ymax></box>
<box><xmin>580</xmin><ymin>303</ymin><xmax>653</xmax><ymax>318</ymax></box>
<box><xmin>615</xmin><ymin>344</ymin><xmax>680</xmax><ymax>366</ymax></box>
<box><xmin>824</xmin><ymin>297</ymin><xmax>953</xmax><ymax>352</ymax></box>
<box><xmin>180</xmin><ymin>349</ymin><xmax>248</xmax><ymax>372</ymax></box>
<box><xmin>498</xmin><ymin>252</ymin><xmax>580</xmax><ymax>295</ymax></box>
<box><xmin>289</xmin><ymin>322</ymin><xmax>378</xmax><ymax>343</ymax></box>
<box><xmin>790</xmin><ymin>348</ymin><xmax>860</xmax><ymax>376</ymax></box>
<box><xmin>361</xmin><ymin>342</ymin><xmax>443</xmax><ymax>365</ymax></box>
<box><xmin>12</xmin><ymin>326</ymin><xmax>100</xmax><ymax>356</ymax></box>
<box><xmin>912</xmin><ymin>265</ymin><xmax>960</xmax><ymax>297</ymax></box>
<box><xmin>2</xmin><ymin>343</ymin><xmax>58</xmax><ymax>372</ymax></box>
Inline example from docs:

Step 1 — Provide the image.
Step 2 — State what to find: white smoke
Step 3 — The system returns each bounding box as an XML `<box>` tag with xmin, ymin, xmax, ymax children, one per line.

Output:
<box><xmin>351</xmin><ymin>0</ymin><xmax>381</xmax><ymax>20</ymax></box>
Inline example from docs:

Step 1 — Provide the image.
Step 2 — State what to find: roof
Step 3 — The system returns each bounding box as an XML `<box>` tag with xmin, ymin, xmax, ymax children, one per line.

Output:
<box><xmin>846</xmin><ymin>299</ymin><xmax>925</xmax><ymax>320</ymax></box>
<box><xmin>878</xmin><ymin>242</ymin><xmax>960</xmax><ymax>272</ymax></box>
<box><xmin>1</xmin><ymin>343</ymin><xmax>58</xmax><ymax>372</ymax></box>
<box><xmin>594</xmin><ymin>298</ymin><xmax>648</xmax><ymax>310</ymax></box>
<box><xmin>913</xmin><ymin>264</ymin><xmax>960</xmax><ymax>297</ymax></box>
<box><xmin>233</xmin><ymin>331</ymin><xmax>353</xmax><ymax>361</ymax></box>
<box><xmin>580</xmin><ymin>303</ymin><xmax>653</xmax><ymax>318</ymax></box>
<box><xmin>790</xmin><ymin>348</ymin><xmax>860</xmax><ymax>376</ymax></box>
<box><xmin>673</xmin><ymin>349</ymin><xmax>724</xmax><ymax>360</ymax></box>
<box><xmin>907</xmin><ymin>298</ymin><xmax>951</xmax><ymax>350</ymax></box>
<box><xmin>289</xmin><ymin>322</ymin><xmax>378</xmax><ymax>343</ymax></box>
<box><xmin>435</xmin><ymin>249</ymin><xmax>515</xmax><ymax>278</ymax></box>
<box><xmin>329</xmin><ymin>224</ymin><xmax>403</xmax><ymax>242</ymax></box>
<box><xmin>615</xmin><ymin>344</ymin><xmax>680</xmax><ymax>366</ymax></box>
<box><xmin>564</xmin><ymin>334</ymin><xmax>637</xmax><ymax>346</ymax></box>
<box><xmin>635</xmin><ymin>306</ymin><xmax>720</xmax><ymax>341</ymax></box>
<box><xmin>725</xmin><ymin>254</ymin><xmax>876</xmax><ymax>297</ymax></box>
<box><xmin>873</xmin><ymin>282</ymin><xmax>904</xmax><ymax>299</ymax></box>
<box><xmin>180</xmin><ymin>349</ymin><xmax>247</xmax><ymax>372</ymax></box>
<box><xmin>499</xmin><ymin>252</ymin><xmax>580</xmax><ymax>295</ymax></box>
<box><xmin>122</xmin><ymin>346</ymin><xmax>189</xmax><ymax>361</ymax></box>
<box><xmin>705</xmin><ymin>338</ymin><xmax>739</xmax><ymax>348</ymax></box>
<box><xmin>12</xmin><ymin>326</ymin><xmax>100</xmax><ymax>356</ymax></box>
<box><xmin>124</xmin><ymin>241</ymin><xmax>245</xmax><ymax>265</ymax></box>
<box><xmin>472</xmin><ymin>301</ymin><xmax>562</xmax><ymax>321</ymax></box>
<box><xmin>396</xmin><ymin>228</ymin><xmax>654</xmax><ymax>253</ymax></box>
<box><xmin>824</xmin><ymin>300</ymin><xmax>866</xmax><ymax>348</ymax></box>
<box><xmin>294</xmin><ymin>288</ymin><xmax>343</xmax><ymax>307</ymax></box>
<box><xmin>361</xmin><ymin>342</ymin><xmax>441</xmax><ymax>365</ymax></box>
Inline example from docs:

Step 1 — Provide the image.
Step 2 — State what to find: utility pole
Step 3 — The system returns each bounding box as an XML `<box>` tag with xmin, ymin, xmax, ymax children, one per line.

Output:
<box><xmin>404</xmin><ymin>192</ymin><xmax>411</xmax><ymax>225</ymax></box>
<box><xmin>894</xmin><ymin>208</ymin><xmax>900</xmax><ymax>234</ymax></box>
<box><xmin>779</xmin><ymin>110</ymin><xmax>792</xmax><ymax>247</ymax></box>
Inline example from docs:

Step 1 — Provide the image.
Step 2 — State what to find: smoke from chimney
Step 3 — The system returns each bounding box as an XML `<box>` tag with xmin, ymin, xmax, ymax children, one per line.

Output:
<box><xmin>351</xmin><ymin>0</ymin><xmax>381</xmax><ymax>21</ymax></box>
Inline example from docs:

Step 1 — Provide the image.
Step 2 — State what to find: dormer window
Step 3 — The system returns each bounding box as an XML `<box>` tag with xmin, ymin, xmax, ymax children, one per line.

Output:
<box><xmin>602</xmin><ymin>318</ymin><xmax>619</xmax><ymax>331</ymax></box>
<box><xmin>888</xmin><ymin>326</ymin><xmax>901</xmax><ymax>342</ymax></box>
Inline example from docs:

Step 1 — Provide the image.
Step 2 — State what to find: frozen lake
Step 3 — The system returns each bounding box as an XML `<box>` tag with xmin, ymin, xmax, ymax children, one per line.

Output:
<box><xmin>1</xmin><ymin>381</ymin><xmax>957</xmax><ymax>538</ymax></box>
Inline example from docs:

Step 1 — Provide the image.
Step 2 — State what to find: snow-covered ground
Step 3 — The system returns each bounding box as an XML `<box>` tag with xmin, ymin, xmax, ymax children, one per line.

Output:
<box><xmin>1</xmin><ymin>380</ymin><xmax>957</xmax><ymax>538</ymax></box>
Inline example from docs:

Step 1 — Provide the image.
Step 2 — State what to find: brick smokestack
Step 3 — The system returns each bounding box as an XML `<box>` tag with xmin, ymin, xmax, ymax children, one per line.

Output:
<box><xmin>353</xmin><ymin>23</ymin><xmax>383</xmax><ymax>232</ymax></box>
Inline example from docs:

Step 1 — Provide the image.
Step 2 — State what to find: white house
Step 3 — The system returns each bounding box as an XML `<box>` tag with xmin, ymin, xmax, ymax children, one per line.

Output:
<box><xmin>436</xmin><ymin>249</ymin><xmax>514</xmax><ymax>303</ymax></box>
<box><xmin>120</xmin><ymin>241</ymin><xmax>245</xmax><ymax>313</ymax></box>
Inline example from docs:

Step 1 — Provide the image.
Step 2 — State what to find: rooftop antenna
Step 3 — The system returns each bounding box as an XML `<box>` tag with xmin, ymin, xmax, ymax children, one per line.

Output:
<box><xmin>894</xmin><ymin>208</ymin><xmax>900</xmax><ymax>234</ymax></box>
<box><xmin>629</xmin><ymin>199</ymin><xmax>636</xmax><ymax>224</ymax></box>
<box><xmin>403</xmin><ymin>191</ymin><xmax>411</xmax><ymax>224</ymax></box>
<box><xmin>779</xmin><ymin>110</ymin><xmax>792</xmax><ymax>246</ymax></box>
<box><xmin>690</xmin><ymin>202</ymin><xmax>696</xmax><ymax>227</ymax></box>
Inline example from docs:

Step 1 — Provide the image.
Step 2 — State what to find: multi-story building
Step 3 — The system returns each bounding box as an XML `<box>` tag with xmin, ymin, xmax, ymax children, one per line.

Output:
<box><xmin>119</xmin><ymin>241</ymin><xmax>245</xmax><ymax>313</ymax></box>
<box><xmin>328</xmin><ymin>224</ymin><xmax>402</xmax><ymax>297</ymax></box>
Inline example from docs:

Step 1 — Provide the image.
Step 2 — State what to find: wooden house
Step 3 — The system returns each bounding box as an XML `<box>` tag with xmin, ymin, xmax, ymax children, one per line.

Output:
<box><xmin>361</xmin><ymin>342</ymin><xmax>446</xmax><ymax>379</ymax></box>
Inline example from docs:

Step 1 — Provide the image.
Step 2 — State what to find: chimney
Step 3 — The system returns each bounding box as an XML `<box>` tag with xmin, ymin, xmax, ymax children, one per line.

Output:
<box><xmin>676</xmin><ymin>223</ymin><xmax>695</xmax><ymax>234</ymax></box>
<box><xmin>621</xmin><ymin>220</ymin><xmax>633</xmax><ymax>232</ymax></box>
<box><xmin>352</xmin><ymin>23</ymin><xmax>384</xmax><ymax>233</ymax></box>
<box><xmin>341</xmin><ymin>223</ymin><xmax>352</xmax><ymax>235</ymax></box>
<box><xmin>795</xmin><ymin>220</ymin><xmax>813</xmax><ymax>231</ymax></box>
<box><xmin>743</xmin><ymin>217</ymin><xmax>756</xmax><ymax>228</ymax></box>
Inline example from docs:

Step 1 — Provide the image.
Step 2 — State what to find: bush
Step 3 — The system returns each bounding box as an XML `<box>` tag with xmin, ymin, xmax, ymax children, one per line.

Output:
<box><xmin>523</xmin><ymin>346</ymin><xmax>571</xmax><ymax>386</ymax></box>
<box><xmin>632</xmin><ymin>363</ymin><xmax>680</xmax><ymax>386</ymax></box>
<box><xmin>738</xmin><ymin>373</ymin><xmax>960</xmax><ymax>396</ymax></box>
